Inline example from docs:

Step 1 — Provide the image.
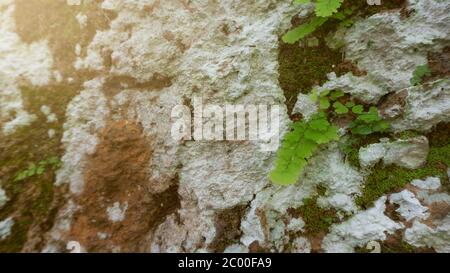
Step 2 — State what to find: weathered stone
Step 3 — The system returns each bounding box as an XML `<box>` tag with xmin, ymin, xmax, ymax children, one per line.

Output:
<box><xmin>389</xmin><ymin>190</ymin><xmax>429</xmax><ymax>222</ymax></box>
<box><xmin>0</xmin><ymin>187</ymin><xmax>8</xmax><ymax>209</ymax></box>
<box><xmin>412</xmin><ymin>177</ymin><xmax>441</xmax><ymax>191</ymax></box>
<box><xmin>405</xmin><ymin>215</ymin><xmax>450</xmax><ymax>253</ymax></box>
<box><xmin>359</xmin><ymin>136</ymin><xmax>429</xmax><ymax>169</ymax></box>
<box><xmin>0</xmin><ymin>217</ymin><xmax>14</xmax><ymax>240</ymax></box>
<box><xmin>322</xmin><ymin>197</ymin><xmax>404</xmax><ymax>253</ymax></box>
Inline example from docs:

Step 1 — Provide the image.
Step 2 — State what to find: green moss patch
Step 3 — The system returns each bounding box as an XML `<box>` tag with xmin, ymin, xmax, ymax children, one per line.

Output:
<box><xmin>288</xmin><ymin>190</ymin><xmax>340</xmax><ymax>236</ymax></box>
<box><xmin>356</xmin><ymin>124</ymin><xmax>450</xmax><ymax>209</ymax></box>
<box><xmin>278</xmin><ymin>0</ymin><xmax>406</xmax><ymax>117</ymax></box>
<box><xmin>0</xmin><ymin>85</ymin><xmax>78</xmax><ymax>252</ymax></box>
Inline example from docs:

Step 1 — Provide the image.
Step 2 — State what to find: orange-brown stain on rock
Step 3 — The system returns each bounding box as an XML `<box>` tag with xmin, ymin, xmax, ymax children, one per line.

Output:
<box><xmin>69</xmin><ymin>120</ymin><xmax>180</xmax><ymax>252</ymax></box>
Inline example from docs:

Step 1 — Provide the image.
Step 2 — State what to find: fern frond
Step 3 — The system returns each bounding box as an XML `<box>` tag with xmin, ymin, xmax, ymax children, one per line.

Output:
<box><xmin>270</xmin><ymin>113</ymin><xmax>339</xmax><ymax>185</ymax></box>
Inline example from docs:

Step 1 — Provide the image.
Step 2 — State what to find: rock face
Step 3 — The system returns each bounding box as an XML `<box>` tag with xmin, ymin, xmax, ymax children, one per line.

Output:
<box><xmin>0</xmin><ymin>187</ymin><xmax>8</xmax><ymax>209</ymax></box>
<box><xmin>322</xmin><ymin>0</ymin><xmax>450</xmax><ymax>105</ymax></box>
<box><xmin>411</xmin><ymin>177</ymin><xmax>441</xmax><ymax>191</ymax></box>
<box><xmin>41</xmin><ymin>0</ymin><xmax>300</xmax><ymax>253</ymax></box>
<box><xmin>0</xmin><ymin>0</ymin><xmax>449</xmax><ymax>253</ymax></box>
<box><xmin>405</xmin><ymin>215</ymin><xmax>450</xmax><ymax>253</ymax></box>
<box><xmin>359</xmin><ymin>136</ymin><xmax>429</xmax><ymax>169</ymax></box>
<box><xmin>390</xmin><ymin>80</ymin><xmax>450</xmax><ymax>132</ymax></box>
<box><xmin>0</xmin><ymin>218</ymin><xmax>14</xmax><ymax>240</ymax></box>
<box><xmin>322</xmin><ymin>197</ymin><xmax>404</xmax><ymax>253</ymax></box>
<box><xmin>0</xmin><ymin>0</ymin><xmax>53</xmax><ymax>135</ymax></box>
<box><xmin>389</xmin><ymin>190</ymin><xmax>429</xmax><ymax>222</ymax></box>
<box><xmin>344</xmin><ymin>0</ymin><xmax>449</xmax><ymax>98</ymax></box>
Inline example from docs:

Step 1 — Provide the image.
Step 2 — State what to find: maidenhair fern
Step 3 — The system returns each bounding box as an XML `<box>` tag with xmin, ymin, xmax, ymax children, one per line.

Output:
<box><xmin>14</xmin><ymin>156</ymin><xmax>61</xmax><ymax>182</ymax></box>
<box><xmin>294</xmin><ymin>0</ymin><xmax>344</xmax><ymax>17</ymax></box>
<box><xmin>348</xmin><ymin>106</ymin><xmax>389</xmax><ymax>135</ymax></box>
<box><xmin>282</xmin><ymin>0</ymin><xmax>347</xmax><ymax>44</ymax></box>
<box><xmin>270</xmin><ymin>112</ymin><xmax>339</xmax><ymax>185</ymax></box>
<box><xmin>270</xmin><ymin>88</ymin><xmax>390</xmax><ymax>185</ymax></box>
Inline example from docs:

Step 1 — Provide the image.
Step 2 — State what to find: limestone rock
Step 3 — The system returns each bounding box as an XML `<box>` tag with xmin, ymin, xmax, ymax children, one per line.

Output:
<box><xmin>391</xmin><ymin>80</ymin><xmax>450</xmax><ymax>132</ymax></box>
<box><xmin>411</xmin><ymin>177</ymin><xmax>441</xmax><ymax>191</ymax></box>
<box><xmin>389</xmin><ymin>190</ymin><xmax>429</xmax><ymax>222</ymax></box>
<box><xmin>0</xmin><ymin>187</ymin><xmax>8</xmax><ymax>209</ymax></box>
<box><xmin>0</xmin><ymin>217</ymin><xmax>14</xmax><ymax>240</ymax></box>
<box><xmin>322</xmin><ymin>197</ymin><xmax>404</xmax><ymax>253</ymax></box>
<box><xmin>405</xmin><ymin>215</ymin><xmax>450</xmax><ymax>253</ymax></box>
<box><xmin>359</xmin><ymin>136</ymin><xmax>429</xmax><ymax>169</ymax></box>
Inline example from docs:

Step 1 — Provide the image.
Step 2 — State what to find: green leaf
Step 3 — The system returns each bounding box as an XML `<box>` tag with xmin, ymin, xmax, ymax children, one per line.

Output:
<box><xmin>309</xmin><ymin>119</ymin><xmax>330</xmax><ymax>131</ymax></box>
<box><xmin>270</xmin><ymin>112</ymin><xmax>340</xmax><ymax>185</ymax></box>
<box><xmin>37</xmin><ymin>165</ymin><xmax>46</xmax><ymax>175</ymax></box>
<box><xmin>304</xmin><ymin>128</ymin><xmax>323</xmax><ymax>142</ymax></box>
<box><xmin>333</xmin><ymin>101</ymin><xmax>348</xmax><ymax>114</ymax></box>
<box><xmin>315</xmin><ymin>0</ymin><xmax>344</xmax><ymax>17</ymax></box>
<box><xmin>322</xmin><ymin>125</ymin><xmax>340</xmax><ymax>142</ymax></box>
<box><xmin>282</xmin><ymin>16</ymin><xmax>328</xmax><ymax>44</ymax></box>
<box><xmin>352</xmin><ymin>105</ymin><xmax>364</xmax><ymax>114</ymax></box>
<box><xmin>294</xmin><ymin>0</ymin><xmax>311</xmax><ymax>4</ymax></box>
<box><xmin>372</xmin><ymin>121</ymin><xmax>390</xmax><ymax>132</ymax></box>
<box><xmin>410</xmin><ymin>64</ymin><xmax>431</xmax><ymax>86</ymax></box>
<box><xmin>14</xmin><ymin>171</ymin><xmax>28</xmax><ymax>182</ymax></box>
<box><xmin>27</xmin><ymin>163</ymin><xmax>37</xmax><ymax>177</ymax></box>
<box><xmin>351</xmin><ymin>125</ymin><xmax>373</xmax><ymax>135</ymax></box>
<box><xmin>270</xmin><ymin>159</ymin><xmax>306</xmax><ymax>186</ymax></box>
<box><xmin>357</xmin><ymin>114</ymin><xmax>379</xmax><ymax>123</ymax></box>
<box><xmin>330</xmin><ymin>90</ymin><xmax>345</xmax><ymax>100</ymax></box>
<box><xmin>309</xmin><ymin>88</ymin><xmax>319</xmax><ymax>102</ymax></box>
<box><xmin>319</xmin><ymin>89</ymin><xmax>331</xmax><ymax>97</ymax></box>
<box><xmin>319</xmin><ymin>97</ymin><xmax>330</xmax><ymax>109</ymax></box>
<box><xmin>344</xmin><ymin>101</ymin><xmax>354</xmax><ymax>108</ymax></box>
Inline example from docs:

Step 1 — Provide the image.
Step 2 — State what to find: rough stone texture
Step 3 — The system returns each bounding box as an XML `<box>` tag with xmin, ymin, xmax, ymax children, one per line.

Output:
<box><xmin>44</xmin><ymin>0</ymin><xmax>300</xmax><ymax>253</ymax></box>
<box><xmin>0</xmin><ymin>217</ymin><xmax>14</xmax><ymax>240</ymax></box>
<box><xmin>346</xmin><ymin>0</ymin><xmax>448</xmax><ymax>99</ymax></box>
<box><xmin>55</xmin><ymin>78</ymin><xmax>110</xmax><ymax>194</ymax></box>
<box><xmin>1</xmin><ymin>0</ymin><xmax>449</xmax><ymax>253</ymax></box>
<box><xmin>389</xmin><ymin>190</ymin><xmax>429</xmax><ymax>222</ymax></box>
<box><xmin>291</xmin><ymin>237</ymin><xmax>311</xmax><ymax>253</ymax></box>
<box><xmin>292</xmin><ymin>93</ymin><xmax>318</xmax><ymax>121</ymax></box>
<box><xmin>405</xmin><ymin>215</ymin><xmax>450</xmax><ymax>253</ymax></box>
<box><xmin>0</xmin><ymin>187</ymin><xmax>8</xmax><ymax>209</ymax></box>
<box><xmin>319</xmin><ymin>72</ymin><xmax>386</xmax><ymax>104</ymax></box>
<box><xmin>239</xmin><ymin>145</ymin><xmax>364</xmax><ymax>252</ymax></box>
<box><xmin>391</xmin><ymin>80</ymin><xmax>450</xmax><ymax>132</ymax></box>
<box><xmin>224</xmin><ymin>244</ymin><xmax>248</xmax><ymax>253</ymax></box>
<box><xmin>411</xmin><ymin>177</ymin><xmax>441</xmax><ymax>191</ymax></box>
<box><xmin>322</xmin><ymin>197</ymin><xmax>404</xmax><ymax>253</ymax></box>
<box><xmin>0</xmin><ymin>0</ymin><xmax>53</xmax><ymax>135</ymax></box>
<box><xmin>359</xmin><ymin>136</ymin><xmax>429</xmax><ymax>169</ymax></box>
<box><xmin>106</xmin><ymin>202</ymin><xmax>128</xmax><ymax>223</ymax></box>
<box><xmin>318</xmin><ymin>0</ymin><xmax>450</xmax><ymax>106</ymax></box>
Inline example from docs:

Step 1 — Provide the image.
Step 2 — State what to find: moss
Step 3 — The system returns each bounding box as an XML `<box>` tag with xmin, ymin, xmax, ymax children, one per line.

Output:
<box><xmin>278</xmin><ymin>19</ymin><xmax>348</xmax><ymax>116</ymax></box>
<box><xmin>289</xmin><ymin>192</ymin><xmax>339</xmax><ymax>236</ymax></box>
<box><xmin>278</xmin><ymin>0</ymin><xmax>406</xmax><ymax>117</ymax></box>
<box><xmin>341</xmin><ymin>0</ymin><xmax>406</xmax><ymax>17</ymax></box>
<box><xmin>397</xmin><ymin>130</ymin><xmax>421</xmax><ymax>140</ymax></box>
<box><xmin>381</xmin><ymin>240</ymin><xmax>429</xmax><ymax>253</ymax></box>
<box><xmin>356</xmin><ymin>142</ymin><xmax>450</xmax><ymax>209</ymax></box>
<box><xmin>0</xmin><ymin>218</ymin><xmax>32</xmax><ymax>253</ymax></box>
<box><xmin>0</xmin><ymin>85</ymin><xmax>77</xmax><ymax>252</ymax></box>
<box><xmin>300</xmin><ymin>198</ymin><xmax>338</xmax><ymax>235</ymax></box>
<box><xmin>209</xmin><ymin>205</ymin><xmax>248</xmax><ymax>253</ymax></box>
